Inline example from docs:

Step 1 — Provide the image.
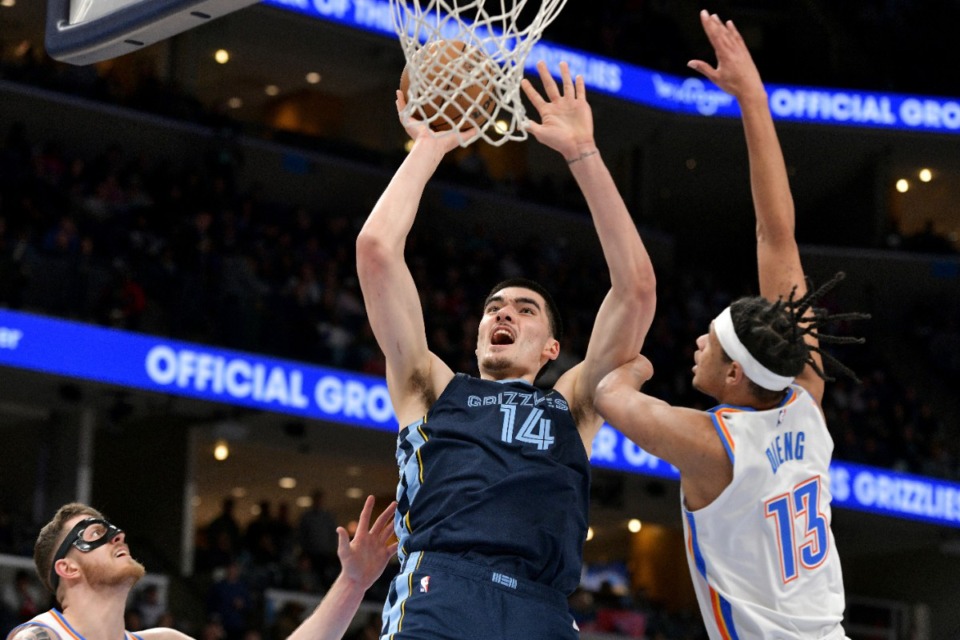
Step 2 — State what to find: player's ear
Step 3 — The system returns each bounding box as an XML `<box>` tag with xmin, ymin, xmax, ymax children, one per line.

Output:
<box><xmin>543</xmin><ymin>338</ymin><xmax>560</xmax><ymax>362</ymax></box>
<box><xmin>726</xmin><ymin>360</ymin><xmax>745</xmax><ymax>387</ymax></box>
<box><xmin>56</xmin><ymin>557</ymin><xmax>81</xmax><ymax>584</ymax></box>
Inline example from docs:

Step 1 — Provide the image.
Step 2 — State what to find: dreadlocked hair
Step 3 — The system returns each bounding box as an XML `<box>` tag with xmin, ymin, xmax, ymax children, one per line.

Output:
<box><xmin>726</xmin><ymin>272</ymin><xmax>870</xmax><ymax>400</ymax></box>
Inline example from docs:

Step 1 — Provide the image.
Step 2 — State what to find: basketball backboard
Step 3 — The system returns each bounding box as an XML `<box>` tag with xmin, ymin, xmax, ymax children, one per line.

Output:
<box><xmin>45</xmin><ymin>0</ymin><xmax>261</xmax><ymax>65</ymax></box>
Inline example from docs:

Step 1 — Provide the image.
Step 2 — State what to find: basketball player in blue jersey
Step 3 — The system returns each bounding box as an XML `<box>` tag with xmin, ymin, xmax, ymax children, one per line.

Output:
<box><xmin>595</xmin><ymin>11</ymin><xmax>868</xmax><ymax>640</ymax></box>
<box><xmin>6</xmin><ymin>497</ymin><xmax>397</xmax><ymax>640</ymax></box>
<box><xmin>356</xmin><ymin>61</ymin><xmax>657</xmax><ymax>639</ymax></box>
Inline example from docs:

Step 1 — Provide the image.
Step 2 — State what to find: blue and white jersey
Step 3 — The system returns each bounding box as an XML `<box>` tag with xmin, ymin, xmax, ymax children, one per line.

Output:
<box><xmin>682</xmin><ymin>385</ymin><xmax>848</xmax><ymax>640</ymax></box>
<box><xmin>394</xmin><ymin>373</ymin><xmax>589</xmax><ymax>594</ymax></box>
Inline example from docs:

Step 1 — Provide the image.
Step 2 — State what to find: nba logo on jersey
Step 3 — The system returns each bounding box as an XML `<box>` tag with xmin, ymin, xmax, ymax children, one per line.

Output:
<box><xmin>777</xmin><ymin>407</ymin><xmax>787</xmax><ymax>427</ymax></box>
<box><xmin>419</xmin><ymin>576</ymin><xmax>431</xmax><ymax>593</ymax></box>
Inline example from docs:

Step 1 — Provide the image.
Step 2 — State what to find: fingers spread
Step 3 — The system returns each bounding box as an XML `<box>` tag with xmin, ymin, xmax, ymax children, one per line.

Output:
<box><xmin>335</xmin><ymin>527</ymin><xmax>350</xmax><ymax>555</ymax></box>
<box><xmin>536</xmin><ymin>60</ymin><xmax>561</xmax><ymax>101</ymax></box>
<box><xmin>560</xmin><ymin>61</ymin><xmax>574</xmax><ymax>95</ymax></box>
<box><xmin>687</xmin><ymin>59</ymin><xmax>717</xmax><ymax>81</ymax></box>
<box><xmin>523</xmin><ymin>120</ymin><xmax>542</xmax><ymax>138</ymax></box>
<box><xmin>371</xmin><ymin>500</ymin><xmax>397</xmax><ymax>534</ymax></box>
<box><xmin>357</xmin><ymin>495</ymin><xmax>375</xmax><ymax>531</ymax></box>
<box><xmin>520</xmin><ymin>78</ymin><xmax>545</xmax><ymax>109</ymax></box>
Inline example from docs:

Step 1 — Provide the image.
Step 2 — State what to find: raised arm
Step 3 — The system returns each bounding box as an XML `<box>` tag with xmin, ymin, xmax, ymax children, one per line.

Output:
<box><xmin>356</xmin><ymin>95</ymin><xmax>463</xmax><ymax>426</ymax></box>
<box><xmin>286</xmin><ymin>496</ymin><xmax>397</xmax><ymax>640</ymax></box>
<box><xmin>688</xmin><ymin>11</ymin><xmax>823</xmax><ymax>402</ymax></box>
<box><xmin>521</xmin><ymin>61</ymin><xmax>657</xmax><ymax>445</ymax></box>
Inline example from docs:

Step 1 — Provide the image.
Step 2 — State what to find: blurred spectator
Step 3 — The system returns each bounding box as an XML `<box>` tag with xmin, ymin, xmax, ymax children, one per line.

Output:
<box><xmin>206</xmin><ymin>497</ymin><xmax>242</xmax><ymax>566</ymax></box>
<box><xmin>133</xmin><ymin>583</ymin><xmax>166</xmax><ymax>628</ymax></box>
<box><xmin>244</xmin><ymin>500</ymin><xmax>284</xmax><ymax>589</ymax></box>
<box><xmin>282</xmin><ymin>553</ymin><xmax>323</xmax><ymax>594</ymax></box>
<box><xmin>345</xmin><ymin>612</ymin><xmax>382</xmax><ymax>640</ymax></box>
<box><xmin>298</xmin><ymin>489</ymin><xmax>339</xmax><ymax>590</ymax></box>
<box><xmin>568</xmin><ymin>587</ymin><xmax>599</xmax><ymax>632</ymax></box>
<box><xmin>271</xmin><ymin>501</ymin><xmax>296</xmax><ymax>566</ymax></box>
<box><xmin>904</xmin><ymin>220</ymin><xmax>956</xmax><ymax>254</ymax></box>
<box><xmin>124</xmin><ymin>608</ymin><xmax>144</xmax><ymax>632</ymax></box>
<box><xmin>1</xmin><ymin>569</ymin><xmax>43</xmax><ymax>623</ymax></box>
<box><xmin>206</xmin><ymin>561</ymin><xmax>254</xmax><ymax>640</ymax></box>
<box><xmin>269</xmin><ymin>601</ymin><xmax>306</xmax><ymax>640</ymax></box>
<box><xmin>200</xmin><ymin>617</ymin><xmax>227</xmax><ymax>640</ymax></box>
<box><xmin>155</xmin><ymin>611</ymin><xmax>179</xmax><ymax>629</ymax></box>
<box><xmin>96</xmin><ymin>263</ymin><xmax>147</xmax><ymax>329</ymax></box>
<box><xmin>245</xmin><ymin>500</ymin><xmax>279</xmax><ymax>565</ymax></box>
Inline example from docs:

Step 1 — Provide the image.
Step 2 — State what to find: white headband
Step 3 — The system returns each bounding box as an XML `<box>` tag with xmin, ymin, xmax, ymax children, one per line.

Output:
<box><xmin>713</xmin><ymin>307</ymin><xmax>794</xmax><ymax>392</ymax></box>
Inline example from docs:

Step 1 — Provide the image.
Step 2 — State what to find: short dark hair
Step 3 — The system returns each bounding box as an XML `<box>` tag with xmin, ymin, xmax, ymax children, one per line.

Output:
<box><xmin>34</xmin><ymin>502</ymin><xmax>104</xmax><ymax>595</ymax></box>
<box><xmin>721</xmin><ymin>272</ymin><xmax>869</xmax><ymax>399</ymax></box>
<box><xmin>484</xmin><ymin>278</ymin><xmax>563</xmax><ymax>341</ymax></box>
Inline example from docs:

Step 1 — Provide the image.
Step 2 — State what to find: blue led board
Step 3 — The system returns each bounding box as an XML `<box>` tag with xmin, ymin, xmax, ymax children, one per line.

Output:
<box><xmin>591</xmin><ymin>425</ymin><xmax>960</xmax><ymax>528</ymax></box>
<box><xmin>264</xmin><ymin>0</ymin><xmax>960</xmax><ymax>134</ymax></box>
<box><xmin>0</xmin><ymin>309</ymin><xmax>396</xmax><ymax>432</ymax></box>
<box><xmin>3</xmin><ymin>308</ymin><xmax>959</xmax><ymax>527</ymax></box>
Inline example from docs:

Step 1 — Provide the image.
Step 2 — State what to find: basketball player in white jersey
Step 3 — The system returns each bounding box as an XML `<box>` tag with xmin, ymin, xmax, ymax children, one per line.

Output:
<box><xmin>595</xmin><ymin>11</ymin><xmax>867</xmax><ymax>640</ymax></box>
<box><xmin>6</xmin><ymin>497</ymin><xmax>397</xmax><ymax>640</ymax></box>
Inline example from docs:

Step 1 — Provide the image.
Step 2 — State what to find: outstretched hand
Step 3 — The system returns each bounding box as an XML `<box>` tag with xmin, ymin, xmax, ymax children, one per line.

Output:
<box><xmin>395</xmin><ymin>90</ymin><xmax>479</xmax><ymax>153</ymax></box>
<box><xmin>687</xmin><ymin>10</ymin><xmax>765</xmax><ymax>102</ymax></box>
<box><xmin>337</xmin><ymin>495</ymin><xmax>398</xmax><ymax>590</ymax></box>
<box><xmin>521</xmin><ymin>61</ymin><xmax>594</xmax><ymax>160</ymax></box>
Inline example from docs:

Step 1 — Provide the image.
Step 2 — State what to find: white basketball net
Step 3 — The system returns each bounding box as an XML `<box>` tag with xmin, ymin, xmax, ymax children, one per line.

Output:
<box><xmin>392</xmin><ymin>0</ymin><xmax>569</xmax><ymax>146</ymax></box>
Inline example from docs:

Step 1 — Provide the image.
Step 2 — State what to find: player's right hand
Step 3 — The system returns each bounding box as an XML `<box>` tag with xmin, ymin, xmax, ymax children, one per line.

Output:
<box><xmin>395</xmin><ymin>91</ymin><xmax>479</xmax><ymax>153</ymax></box>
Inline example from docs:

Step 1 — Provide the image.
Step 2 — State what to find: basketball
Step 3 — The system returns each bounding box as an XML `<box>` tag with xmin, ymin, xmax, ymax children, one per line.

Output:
<box><xmin>399</xmin><ymin>40</ymin><xmax>497</xmax><ymax>132</ymax></box>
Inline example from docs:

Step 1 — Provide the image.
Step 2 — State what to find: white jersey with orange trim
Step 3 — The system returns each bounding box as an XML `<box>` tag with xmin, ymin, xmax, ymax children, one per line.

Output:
<box><xmin>5</xmin><ymin>609</ymin><xmax>145</xmax><ymax>640</ymax></box>
<box><xmin>681</xmin><ymin>385</ymin><xmax>848</xmax><ymax>640</ymax></box>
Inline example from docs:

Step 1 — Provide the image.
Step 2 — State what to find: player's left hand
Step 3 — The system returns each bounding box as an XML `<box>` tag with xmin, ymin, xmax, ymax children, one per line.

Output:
<box><xmin>337</xmin><ymin>496</ymin><xmax>398</xmax><ymax>590</ymax></box>
<box><xmin>609</xmin><ymin>354</ymin><xmax>655</xmax><ymax>391</ymax></box>
<box><xmin>687</xmin><ymin>10</ymin><xmax>764</xmax><ymax>102</ymax></box>
<box><xmin>521</xmin><ymin>61</ymin><xmax>594</xmax><ymax>160</ymax></box>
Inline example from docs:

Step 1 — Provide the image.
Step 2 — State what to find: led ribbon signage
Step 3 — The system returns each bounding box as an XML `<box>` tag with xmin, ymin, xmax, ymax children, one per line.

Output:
<box><xmin>2</xmin><ymin>308</ymin><xmax>959</xmax><ymax>527</ymax></box>
<box><xmin>591</xmin><ymin>427</ymin><xmax>960</xmax><ymax>528</ymax></box>
<box><xmin>0</xmin><ymin>309</ymin><xmax>395</xmax><ymax>432</ymax></box>
<box><xmin>263</xmin><ymin>0</ymin><xmax>960</xmax><ymax>133</ymax></box>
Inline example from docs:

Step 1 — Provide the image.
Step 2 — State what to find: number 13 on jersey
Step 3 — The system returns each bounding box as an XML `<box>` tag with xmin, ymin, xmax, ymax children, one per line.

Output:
<box><xmin>764</xmin><ymin>475</ymin><xmax>830</xmax><ymax>584</ymax></box>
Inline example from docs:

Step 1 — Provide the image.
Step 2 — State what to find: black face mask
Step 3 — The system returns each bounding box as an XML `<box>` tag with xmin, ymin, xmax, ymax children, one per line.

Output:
<box><xmin>50</xmin><ymin>517</ymin><xmax>123</xmax><ymax>590</ymax></box>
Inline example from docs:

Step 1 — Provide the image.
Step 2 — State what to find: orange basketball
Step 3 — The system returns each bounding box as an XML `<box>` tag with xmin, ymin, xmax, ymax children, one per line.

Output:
<box><xmin>399</xmin><ymin>40</ymin><xmax>496</xmax><ymax>132</ymax></box>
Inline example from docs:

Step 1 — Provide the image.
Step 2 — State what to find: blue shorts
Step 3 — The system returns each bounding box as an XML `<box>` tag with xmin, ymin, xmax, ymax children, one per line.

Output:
<box><xmin>381</xmin><ymin>551</ymin><xmax>579</xmax><ymax>640</ymax></box>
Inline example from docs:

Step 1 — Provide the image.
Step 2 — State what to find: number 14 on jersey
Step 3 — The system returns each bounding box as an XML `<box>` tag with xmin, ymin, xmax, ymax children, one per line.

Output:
<box><xmin>500</xmin><ymin>405</ymin><xmax>555</xmax><ymax>450</ymax></box>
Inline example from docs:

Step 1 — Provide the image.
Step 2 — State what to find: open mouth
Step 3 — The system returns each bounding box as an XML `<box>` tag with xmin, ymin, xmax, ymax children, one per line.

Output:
<box><xmin>491</xmin><ymin>328</ymin><xmax>515</xmax><ymax>345</ymax></box>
